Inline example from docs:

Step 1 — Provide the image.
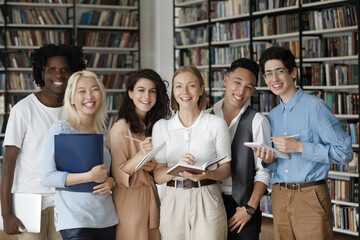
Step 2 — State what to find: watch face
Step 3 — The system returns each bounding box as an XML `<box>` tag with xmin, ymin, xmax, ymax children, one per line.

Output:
<box><xmin>246</xmin><ymin>205</ymin><xmax>255</xmax><ymax>215</ymax></box>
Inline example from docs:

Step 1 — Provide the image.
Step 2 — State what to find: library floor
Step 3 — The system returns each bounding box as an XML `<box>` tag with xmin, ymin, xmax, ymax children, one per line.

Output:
<box><xmin>0</xmin><ymin>219</ymin><xmax>358</xmax><ymax>240</ymax></box>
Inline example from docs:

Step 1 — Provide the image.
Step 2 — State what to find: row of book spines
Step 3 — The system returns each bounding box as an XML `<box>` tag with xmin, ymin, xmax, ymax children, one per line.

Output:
<box><xmin>302</xmin><ymin>6</ymin><xmax>358</xmax><ymax>31</ymax></box>
<box><xmin>301</xmin><ymin>64</ymin><xmax>358</xmax><ymax>87</ymax></box>
<box><xmin>85</xmin><ymin>53</ymin><xmax>135</xmax><ymax>69</ymax></box>
<box><xmin>254</xmin><ymin>14</ymin><xmax>299</xmax><ymax>37</ymax></box>
<box><xmin>258</xmin><ymin>93</ymin><xmax>279</xmax><ymax>113</ymax></box>
<box><xmin>9</xmin><ymin>8</ymin><xmax>64</xmax><ymax>25</ymax></box>
<box><xmin>6</xmin><ymin>51</ymin><xmax>31</xmax><ymax>68</ymax></box>
<box><xmin>330</xmin><ymin>152</ymin><xmax>358</xmax><ymax>173</ymax></box>
<box><xmin>6</xmin><ymin>30</ymin><xmax>71</xmax><ymax>47</ymax></box>
<box><xmin>77</xmin><ymin>0</ymin><xmax>136</xmax><ymax>6</ymax></box>
<box><xmin>327</xmin><ymin>178</ymin><xmax>358</xmax><ymax>203</ymax></box>
<box><xmin>345</xmin><ymin>121</ymin><xmax>359</xmax><ymax>145</ymax></box>
<box><xmin>6</xmin><ymin>72</ymin><xmax>40</xmax><ymax>91</ymax></box>
<box><xmin>302</xmin><ymin>34</ymin><xmax>357</xmax><ymax>58</ymax></box>
<box><xmin>106</xmin><ymin>93</ymin><xmax>123</xmax><ymax>110</ymax></box>
<box><xmin>323</xmin><ymin>92</ymin><xmax>359</xmax><ymax>115</ymax></box>
<box><xmin>175</xmin><ymin>28</ymin><xmax>209</xmax><ymax>46</ymax></box>
<box><xmin>333</xmin><ymin>204</ymin><xmax>358</xmax><ymax>232</ymax></box>
<box><xmin>79</xmin><ymin>10</ymin><xmax>138</xmax><ymax>27</ymax></box>
<box><xmin>177</xmin><ymin>48</ymin><xmax>209</xmax><ymax>67</ymax></box>
<box><xmin>212</xmin><ymin>21</ymin><xmax>250</xmax><ymax>42</ymax></box>
<box><xmin>260</xmin><ymin>194</ymin><xmax>272</xmax><ymax>214</ymax></box>
<box><xmin>210</xmin><ymin>0</ymin><xmax>250</xmax><ymax>19</ymax></box>
<box><xmin>210</xmin><ymin>46</ymin><xmax>251</xmax><ymax>65</ymax></box>
<box><xmin>178</xmin><ymin>3</ymin><xmax>208</xmax><ymax>25</ymax></box>
<box><xmin>100</xmin><ymin>74</ymin><xmax>127</xmax><ymax>90</ymax></box>
<box><xmin>78</xmin><ymin>32</ymin><xmax>138</xmax><ymax>48</ymax></box>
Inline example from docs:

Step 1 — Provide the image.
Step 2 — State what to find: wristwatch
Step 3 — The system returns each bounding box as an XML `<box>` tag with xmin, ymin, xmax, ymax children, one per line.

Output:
<box><xmin>245</xmin><ymin>204</ymin><xmax>255</xmax><ymax>216</ymax></box>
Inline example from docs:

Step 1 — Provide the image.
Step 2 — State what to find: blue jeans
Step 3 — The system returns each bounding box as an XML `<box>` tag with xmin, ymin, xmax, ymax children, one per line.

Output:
<box><xmin>60</xmin><ymin>225</ymin><xmax>116</xmax><ymax>240</ymax></box>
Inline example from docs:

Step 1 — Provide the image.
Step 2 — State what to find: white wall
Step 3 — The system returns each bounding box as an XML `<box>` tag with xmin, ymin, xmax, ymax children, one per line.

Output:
<box><xmin>140</xmin><ymin>0</ymin><xmax>174</xmax><ymax>84</ymax></box>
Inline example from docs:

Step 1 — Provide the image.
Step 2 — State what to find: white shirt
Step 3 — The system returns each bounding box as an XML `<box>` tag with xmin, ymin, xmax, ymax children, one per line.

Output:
<box><xmin>152</xmin><ymin>111</ymin><xmax>231</xmax><ymax>180</ymax></box>
<box><xmin>4</xmin><ymin>94</ymin><xmax>63</xmax><ymax>210</ymax></box>
<box><xmin>209</xmin><ymin>99</ymin><xmax>271</xmax><ymax>194</ymax></box>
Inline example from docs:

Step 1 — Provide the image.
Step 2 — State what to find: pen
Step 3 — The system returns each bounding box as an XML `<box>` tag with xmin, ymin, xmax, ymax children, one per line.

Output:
<box><xmin>123</xmin><ymin>135</ymin><xmax>142</xmax><ymax>143</ymax></box>
<box><xmin>271</xmin><ymin>134</ymin><xmax>300</xmax><ymax>142</ymax></box>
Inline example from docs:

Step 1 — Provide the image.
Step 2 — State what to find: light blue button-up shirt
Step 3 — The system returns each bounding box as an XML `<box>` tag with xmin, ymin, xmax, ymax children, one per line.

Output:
<box><xmin>267</xmin><ymin>88</ymin><xmax>353</xmax><ymax>184</ymax></box>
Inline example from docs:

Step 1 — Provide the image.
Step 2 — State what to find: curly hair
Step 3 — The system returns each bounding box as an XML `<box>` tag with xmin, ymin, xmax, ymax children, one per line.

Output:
<box><xmin>30</xmin><ymin>44</ymin><xmax>86</xmax><ymax>88</ymax></box>
<box><xmin>118</xmin><ymin>69</ymin><xmax>172</xmax><ymax>136</ymax></box>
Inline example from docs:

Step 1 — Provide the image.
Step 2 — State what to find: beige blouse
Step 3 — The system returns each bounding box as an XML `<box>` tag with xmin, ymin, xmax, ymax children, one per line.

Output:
<box><xmin>108</xmin><ymin>119</ymin><xmax>160</xmax><ymax>229</ymax></box>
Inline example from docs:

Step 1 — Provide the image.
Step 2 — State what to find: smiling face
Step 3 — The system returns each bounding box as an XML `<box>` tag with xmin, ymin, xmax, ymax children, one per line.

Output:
<box><xmin>71</xmin><ymin>76</ymin><xmax>102</xmax><ymax>118</ymax></box>
<box><xmin>224</xmin><ymin>67</ymin><xmax>256</xmax><ymax>110</ymax></box>
<box><xmin>264</xmin><ymin>59</ymin><xmax>297</xmax><ymax>103</ymax></box>
<box><xmin>173</xmin><ymin>71</ymin><xmax>204</xmax><ymax>111</ymax></box>
<box><xmin>128</xmin><ymin>78</ymin><xmax>157</xmax><ymax>119</ymax></box>
<box><xmin>41</xmin><ymin>56</ymin><xmax>71</xmax><ymax>96</ymax></box>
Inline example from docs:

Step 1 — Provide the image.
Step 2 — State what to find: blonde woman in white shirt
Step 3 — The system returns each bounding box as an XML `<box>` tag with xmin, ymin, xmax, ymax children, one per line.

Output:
<box><xmin>152</xmin><ymin>65</ymin><xmax>231</xmax><ymax>240</ymax></box>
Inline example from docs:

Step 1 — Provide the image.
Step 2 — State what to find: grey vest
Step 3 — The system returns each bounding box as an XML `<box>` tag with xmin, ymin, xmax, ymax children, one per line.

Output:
<box><xmin>231</xmin><ymin>107</ymin><xmax>257</xmax><ymax>206</ymax></box>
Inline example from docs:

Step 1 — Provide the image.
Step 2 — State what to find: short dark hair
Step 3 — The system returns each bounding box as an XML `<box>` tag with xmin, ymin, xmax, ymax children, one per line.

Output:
<box><xmin>30</xmin><ymin>44</ymin><xmax>86</xmax><ymax>88</ymax></box>
<box><xmin>227</xmin><ymin>58</ymin><xmax>259</xmax><ymax>85</ymax></box>
<box><xmin>118</xmin><ymin>69</ymin><xmax>171</xmax><ymax>136</ymax></box>
<box><xmin>259</xmin><ymin>46</ymin><xmax>296</xmax><ymax>74</ymax></box>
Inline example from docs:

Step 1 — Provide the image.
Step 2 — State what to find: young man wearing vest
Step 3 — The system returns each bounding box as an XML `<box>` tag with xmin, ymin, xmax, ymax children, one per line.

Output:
<box><xmin>208</xmin><ymin>58</ymin><xmax>271</xmax><ymax>240</ymax></box>
<box><xmin>257</xmin><ymin>46</ymin><xmax>353</xmax><ymax>239</ymax></box>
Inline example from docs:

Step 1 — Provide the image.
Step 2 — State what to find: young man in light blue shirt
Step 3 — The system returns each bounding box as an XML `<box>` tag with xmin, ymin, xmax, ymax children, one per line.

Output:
<box><xmin>256</xmin><ymin>46</ymin><xmax>353</xmax><ymax>240</ymax></box>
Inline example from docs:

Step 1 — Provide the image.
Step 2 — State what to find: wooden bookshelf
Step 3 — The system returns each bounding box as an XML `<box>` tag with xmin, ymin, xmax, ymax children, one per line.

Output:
<box><xmin>173</xmin><ymin>0</ymin><xmax>359</xmax><ymax>236</ymax></box>
<box><xmin>0</xmin><ymin>0</ymin><xmax>140</xmax><ymax>151</ymax></box>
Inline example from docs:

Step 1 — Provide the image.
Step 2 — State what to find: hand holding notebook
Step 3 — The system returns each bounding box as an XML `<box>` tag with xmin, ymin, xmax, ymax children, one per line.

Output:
<box><xmin>134</xmin><ymin>142</ymin><xmax>166</xmax><ymax>172</ymax></box>
<box><xmin>244</xmin><ymin>142</ymin><xmax>289</xmax><ymax>159</ymax></box>
<box><xmin>167</xmin><ymin>156</ymin><xmax>227</xmax><ymax>176</ymax></box>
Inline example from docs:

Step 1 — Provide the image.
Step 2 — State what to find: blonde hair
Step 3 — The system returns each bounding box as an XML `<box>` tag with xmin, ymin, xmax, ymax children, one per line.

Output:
<box><xmin>171</xmin><ymin>65</ymin><xmax>206</xmax><ymax>111</ymax></box>
<box><xmin>63</xmin><ymin>70</ymin><xmax>107</xmax><ymax>133</ymax></box>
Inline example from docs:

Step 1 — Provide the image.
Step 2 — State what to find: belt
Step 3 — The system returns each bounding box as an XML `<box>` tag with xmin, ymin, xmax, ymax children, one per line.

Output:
<box><xmin>279</xmin><ymin>179</ymin><xmax>326</xmax><ymax>190</ymax></box>
<box><xmin>167</xmin><ymin>179</ymin><xmax>216</xmax><ymax>189</ymax></box>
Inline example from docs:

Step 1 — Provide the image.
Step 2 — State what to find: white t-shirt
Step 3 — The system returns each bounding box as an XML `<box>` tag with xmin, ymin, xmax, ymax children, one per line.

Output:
<box><xmin>152</xmin><ymin>111</ymin><xmax>231</xmax><ymax>180</ymax></box>
<box><xmin>4</xmin><ymin>94</ymin><xmax>63</xmax><ymax>210</ymax></box>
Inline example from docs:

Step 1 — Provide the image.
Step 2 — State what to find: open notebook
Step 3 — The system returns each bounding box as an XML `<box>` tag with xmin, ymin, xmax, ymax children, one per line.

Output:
<box><xmin>0</xmin><ymin>193</ymin><xmax>42</xmax><ymax>233</ymax></box>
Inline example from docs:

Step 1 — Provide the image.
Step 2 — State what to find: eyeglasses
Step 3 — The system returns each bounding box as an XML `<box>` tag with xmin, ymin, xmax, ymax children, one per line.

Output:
<box><xmin>263</xmin><ymin>68</ymin><xmax>289</xmax><ymax>81</ymax></box>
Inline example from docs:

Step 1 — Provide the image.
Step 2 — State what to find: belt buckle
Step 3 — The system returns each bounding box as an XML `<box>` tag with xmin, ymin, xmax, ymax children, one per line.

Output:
<box><xmin>183</xmin><ymin>180</ymin><xmax>192</xmax><ymax>190</ymax></box>
<box><xmin>286</xmin><ymin>183</ymin><xmax>298</xmax><ymax>190</ymax></box>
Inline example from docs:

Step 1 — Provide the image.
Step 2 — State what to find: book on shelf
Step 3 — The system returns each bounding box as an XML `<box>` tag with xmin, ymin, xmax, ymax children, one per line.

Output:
<box><xmin>177</xmin><ymin>2</ymin><xmax>208</xmax><ymax>25</ymax></box>
<box><xmin>167</xmin><ymin>155</ymin><xmax>227</xmax><ymax>176</ymax></box>
<box><xmin>333</xmin><ymin>204</ymin><xmax>358</xmax><ymax>232</ymax></box>
<box><xmin>79</xmin><ymin>10</ymin><xmax>138</xmax><ymax>27</ymax></box>
<box><xmin>330</xmin><ymin>152</ymin><xmax>359</xmax><ymax>173</ymax></box>
<box><xmin>327</xmin><ymin>178</ymin><xmax>358</xmax><ymax>203</ymax></box>
<box><xmin>210</xmin><ymin>0</ymin><xmax>249</xmax><ymax>18</ymax></box>
<box><xmin>6</xmin><ymin>30</ymin><xmax>71</xmax><ymax>47</ymax></box>
<box><xmin>77</xmin><ymin>0</ymin><xmax>137</xmax><ymax>6</ymax></box>
<box><xmin>302</xmin><ymin>6</ymin><xmax>358</xmax><ymax>31</ymax></box>
<box><xmin>175</xmin><ymin>27</ymin><xmax>208</xmax><ymax>46</ymax></box>
<box><xmin>106</xmin><ymin>93</ymin><xmax>123</xmax><ymax>111</ymax></box>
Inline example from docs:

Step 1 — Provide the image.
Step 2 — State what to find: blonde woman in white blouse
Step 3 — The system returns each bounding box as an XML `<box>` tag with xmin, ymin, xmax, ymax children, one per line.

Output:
<box><xmin>152</xmin><ymin>65</ymin><xmax>231</xmax><ymax>240</ymax></box>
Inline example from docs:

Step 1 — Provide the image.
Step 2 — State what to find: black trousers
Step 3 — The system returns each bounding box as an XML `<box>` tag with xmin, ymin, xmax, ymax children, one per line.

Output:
<box><xmin>60</xmin><ymin>225</ymin><xmax>117</xmax><ymax>240</ymax></box>
<box><xmin>222</xmin><ymin>194</ymin><xmax>262</xmax><ymax>240</ymax></box>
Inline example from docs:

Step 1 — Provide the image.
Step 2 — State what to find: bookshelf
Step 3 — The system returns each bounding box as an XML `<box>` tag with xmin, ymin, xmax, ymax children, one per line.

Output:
<box><xmin>0</xmin><ymin>0</ymin><xmax>140</xmax><ymax>164</ymax></box>
<box><xmin>173</xmin><ymin>0</ymin><xmax>359</xmax><ymax>236</ymax></box>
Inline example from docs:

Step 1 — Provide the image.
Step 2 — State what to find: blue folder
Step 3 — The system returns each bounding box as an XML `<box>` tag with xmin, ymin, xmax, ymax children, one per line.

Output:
<box><xmin>54</xmin><ymin>134</ymin><xmax>104</xmax><ymax>192</ymax></box>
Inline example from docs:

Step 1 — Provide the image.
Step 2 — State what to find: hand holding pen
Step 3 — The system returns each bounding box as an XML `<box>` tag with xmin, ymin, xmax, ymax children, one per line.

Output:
<box><xmin>271</xmin><ymin>134</ymin><xmax>303</xmax><ymax>153</ymax></box>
